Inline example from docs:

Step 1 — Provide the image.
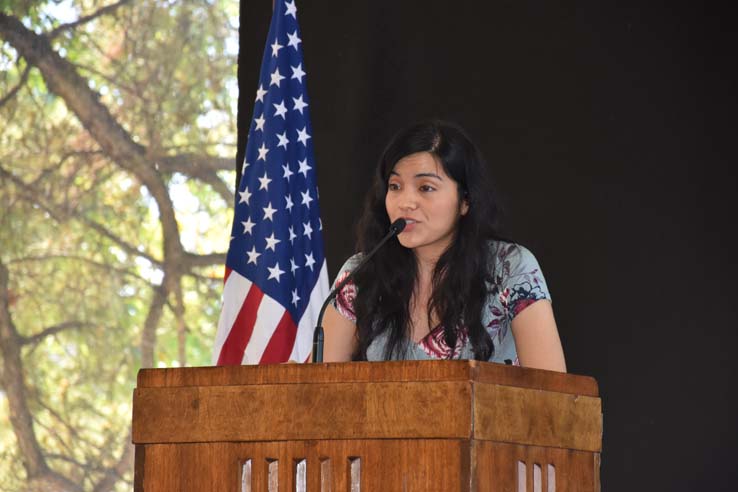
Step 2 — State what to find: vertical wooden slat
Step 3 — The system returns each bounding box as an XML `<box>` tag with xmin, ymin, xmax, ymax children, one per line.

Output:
<box><xmin>294</xmin><ymin>459</ymin><xmax>306</xmax><ymax>492</ymax></box>
<box><xmin>267</xmin><ymin>459</ymin><xmax>279</xmax><ymax>492</ymax></box>
<box><xmin>251</xmin><ymin>449</ymin><xmax>265</xmax><ymax>492</ymax></box>
<box><xmin>134</xmin><ymin>445</ymin><xmax>145</xmax><ymax>492</ymax></box>
<box><xmin>348</xmin><ymin>457</ymin><xmax>361</xmax><ymax>492</ymax></box>
<box><xmin>241</xmin><ymin>459</ymin><xmax>252</xmax><ymax>492</ymax></box>
<box><xmin>517</xmin><ymin>461</ymin><xmax>527</xmax><ymax>492</ymax></box>
<box><xmin>547</xmin><ymin>464</ymin><xmax>556</xmax><ymax>492</ymax></box>
<box><xmin>533</xmin><ymin>463</ymin><xmax>542</xmax><ymax>492</ymax></box>
<box><xmin>594</xmin><ymin>454</ymin><xmax>601</xmax><ymax>492</ymax></box>
<box><xmin>320</xmin><ymin>458</ymin><xmax>332</xmax><ymax>492</ymax></box>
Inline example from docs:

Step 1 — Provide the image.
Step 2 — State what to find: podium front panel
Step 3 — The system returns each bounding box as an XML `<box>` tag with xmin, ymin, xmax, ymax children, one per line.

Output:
<box><xmin>135</xmin><ymin>440</ymin><xmax>470</xmax><ymax>491</ymax></box>
<box><xmin>132</xmin><ymin>361</ymin><xmax>601</xmax><ymax>491</ymax></box>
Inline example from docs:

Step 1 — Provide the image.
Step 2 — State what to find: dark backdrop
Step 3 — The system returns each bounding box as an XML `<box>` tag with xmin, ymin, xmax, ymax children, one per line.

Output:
<box><xmin>238</xmin><ymin>2</ymin><xmax>738</xmax><ymax>489</ymax></box>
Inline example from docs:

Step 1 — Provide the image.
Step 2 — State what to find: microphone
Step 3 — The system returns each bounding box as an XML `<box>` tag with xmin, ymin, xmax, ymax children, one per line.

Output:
<box><xmin>312</xmin><ymin>218</ymin><xmax>406</xmax><ymax>363</ymax></box>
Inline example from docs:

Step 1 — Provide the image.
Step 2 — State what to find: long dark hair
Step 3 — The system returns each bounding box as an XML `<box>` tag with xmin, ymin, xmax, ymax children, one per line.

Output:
<box><xmin>352</xmin><ymin>120</ymin><xmax>505</xmax><ymax>360</ymax></box>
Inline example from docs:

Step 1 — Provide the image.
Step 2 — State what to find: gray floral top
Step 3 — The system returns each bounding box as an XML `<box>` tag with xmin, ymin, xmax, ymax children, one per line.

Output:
<box><xmin>331</xmin><ymin>241</ymin><xmax>551</xmax><ymax>364</ymax></box>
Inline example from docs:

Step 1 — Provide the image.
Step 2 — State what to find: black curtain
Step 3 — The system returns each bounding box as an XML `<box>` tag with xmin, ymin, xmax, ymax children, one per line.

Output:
<box><xmin>239</xmin><ymin>2</ymin><xmax>738</xmax><ymax>489</ymax></box>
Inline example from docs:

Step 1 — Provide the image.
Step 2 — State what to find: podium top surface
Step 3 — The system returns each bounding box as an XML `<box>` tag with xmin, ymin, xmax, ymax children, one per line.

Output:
<box><xmin>134</xmin><ymin>361</ymin><xmax>602</xmax><ymax>451</ymax></box>
<box><xmin>137</xmin><ymin>360</ymin><xmax>598</xmax><ymax>397</ymax></box>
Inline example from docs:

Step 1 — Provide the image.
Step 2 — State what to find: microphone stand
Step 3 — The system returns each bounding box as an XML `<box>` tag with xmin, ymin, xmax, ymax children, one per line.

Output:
<box><xmin>312</xmin><ymin>219</ymin><xmax>406</xmax><ymax>363</ymax></box>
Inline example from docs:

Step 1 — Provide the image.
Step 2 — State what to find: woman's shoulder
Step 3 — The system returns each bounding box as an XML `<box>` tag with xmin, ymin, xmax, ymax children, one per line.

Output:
<box><xmin>331</xmin><ymin>253</ymin><xmax>364</xmax><ymax>322</ymax></box>
<box><xmin>486</xmin><ymin>240</ymin><xmax>540</xmax><ymax>270</ymax></box>
<box><xmin>336</xmin><ymin>252</ymin><xmax>363</xmax><ymax>275</ymax></box>
<box><xmin>332</xmin><ymin>252</ymin><xmax>364</xmax><ymax>290</ymax></box>
<box><xmin>486</xmin><ymin>239</ymin><xmax>551</xmax><ymax>302</ymax></box>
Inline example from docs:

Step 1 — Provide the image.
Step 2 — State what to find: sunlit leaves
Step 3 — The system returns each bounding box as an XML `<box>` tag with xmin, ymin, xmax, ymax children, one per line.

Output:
<box><xmin>0</xmin><ymin>0</ymin><xmax>237</xmax><ymax>489</ymax></box>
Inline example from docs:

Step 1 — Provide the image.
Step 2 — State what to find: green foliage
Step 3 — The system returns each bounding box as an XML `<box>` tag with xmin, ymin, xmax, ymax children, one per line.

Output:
<box><xmin>0</xmin><ymin>0</ymin><xmax>238</xmax><ymax>489</ymax></box>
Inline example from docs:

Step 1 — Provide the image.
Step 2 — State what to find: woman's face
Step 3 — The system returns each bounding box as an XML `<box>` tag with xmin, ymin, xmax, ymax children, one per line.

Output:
<box><xmin>385</xmin><ymin>152</ymin><xmax>468</xmax><ymax>260</ymax></box>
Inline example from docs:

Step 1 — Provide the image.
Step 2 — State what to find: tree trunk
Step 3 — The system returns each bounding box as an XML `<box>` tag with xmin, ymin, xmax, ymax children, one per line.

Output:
<box><xmin>0</xmin><ymin>261</ymin><xmax>82</xmax><ymax>492</ymax></box>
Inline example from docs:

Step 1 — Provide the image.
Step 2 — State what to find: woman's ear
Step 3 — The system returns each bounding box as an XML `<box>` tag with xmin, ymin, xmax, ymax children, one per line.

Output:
<box><xmin>460</xmin><ymin>197</ymin><xmax>469</xmax><ymax>216</ymax></box>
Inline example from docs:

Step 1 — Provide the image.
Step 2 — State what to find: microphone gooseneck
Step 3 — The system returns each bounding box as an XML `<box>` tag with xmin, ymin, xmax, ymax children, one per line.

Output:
<box><xmin>312</xmin><ymin>218</ymin><xmax>406</xmax><ymax>363</ymax></box>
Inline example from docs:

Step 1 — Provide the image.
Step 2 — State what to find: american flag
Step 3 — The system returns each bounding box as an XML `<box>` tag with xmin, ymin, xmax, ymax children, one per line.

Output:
<box><xmin>213</xmin><ymin>0</ymin><xmax>329</xmax><ymax>365</ymax></box>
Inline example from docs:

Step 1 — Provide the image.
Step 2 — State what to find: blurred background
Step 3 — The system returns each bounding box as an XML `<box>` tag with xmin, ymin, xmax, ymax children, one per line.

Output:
<box><xmin>1</xmin><ymin>1</ymin><xmax>237</xmax><ymax>489</ymax></box>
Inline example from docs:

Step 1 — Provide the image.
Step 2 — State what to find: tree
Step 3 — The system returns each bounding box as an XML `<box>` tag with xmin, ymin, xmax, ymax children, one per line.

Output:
<box><xmin>0</xmin><ymin>1</ymin><xmax>238</xmax><ymax>489</ymax></box>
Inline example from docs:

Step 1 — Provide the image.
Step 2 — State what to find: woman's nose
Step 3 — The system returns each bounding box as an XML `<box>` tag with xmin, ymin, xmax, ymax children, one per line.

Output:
<box><xmin>398</xmin><ymin>190</ymin><xmax>418</xmax><ymax>210</ymax></box>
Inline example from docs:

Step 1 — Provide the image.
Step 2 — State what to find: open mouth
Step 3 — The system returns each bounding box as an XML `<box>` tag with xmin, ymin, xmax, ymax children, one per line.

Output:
<box><xmin>400</xmin><ymin>218</ymin><xmax>418</xmax><ymax>231</ymax></box>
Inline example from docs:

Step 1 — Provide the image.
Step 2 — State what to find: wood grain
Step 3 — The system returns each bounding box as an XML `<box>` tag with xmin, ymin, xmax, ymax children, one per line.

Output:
<box><xmin>473</xmin><ymin>383</ymin><xmax>602</xmax><ymax>451</ymax></box>
<box><xmin>132</xmin><ymin>362</ymin><xmax>602</xmax><ymax>491</ymax></box>
<box><xmin>136</xmin><ymin>360</ymin><xmax>598</xmax><ymax>396</ymax></box>
<box><xmin>472</xmin><ymin>441</ymin><xmax>600</xmax><ymax>492</ymax></box>
<box><xmin>133</xmin><ymin>381</ymin><xmax>472</xmax><ymax>443</ymax></box>
<box><xmin>135</xmin><ymin>440</ymin><xmax>470</xmax><ymax>492</ymax></box>
<box><xmin>134</xmin><ymin>440</ymin><xmax>601</xmax><ymax>492</ymax></box>
<box><xmin>133</xmin><ymin>380</ymin><xmax>601</xmax><ymax>450</ymax></box>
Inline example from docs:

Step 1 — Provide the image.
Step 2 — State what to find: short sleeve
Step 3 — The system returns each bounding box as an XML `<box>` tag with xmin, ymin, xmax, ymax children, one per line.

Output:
<box><xmin>330</xmin><ymin>254</ymin><xmax>362</xmax><ymax>323</ymax></box>
<box><xmin>497</xmin><ymin>244</ymin><xmax>551</xmax><ymax>322</ymax></box>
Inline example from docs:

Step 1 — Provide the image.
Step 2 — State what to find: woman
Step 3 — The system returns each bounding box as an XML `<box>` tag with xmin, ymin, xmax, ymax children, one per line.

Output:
<box><xmin>323</xmin><ymin>120</ymin><xmax>566</xmax><ymax>372</ymax></box>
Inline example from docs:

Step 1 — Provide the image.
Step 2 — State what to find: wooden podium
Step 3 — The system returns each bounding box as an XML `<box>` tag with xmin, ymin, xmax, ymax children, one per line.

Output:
<box><xmin>132</xmin><ymin>361</ymin><xmax>601</xmax><ymax>491</ymax></box>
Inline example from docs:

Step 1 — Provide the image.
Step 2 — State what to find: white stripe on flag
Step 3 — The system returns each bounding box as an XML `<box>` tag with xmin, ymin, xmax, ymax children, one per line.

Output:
<box><xmin>212</xmin><ymin>271</ymin><xmax>253</xmax><ymax>364</ymax></box>
<box><xmin>242</xmin><ymin>293</ymin><xmax>286</xmax><ymax>364</ymax></box>
<box><xmin>290</xmin><ymin>261</ymin><xmax>330</xmax><ymax>362</ymax></box>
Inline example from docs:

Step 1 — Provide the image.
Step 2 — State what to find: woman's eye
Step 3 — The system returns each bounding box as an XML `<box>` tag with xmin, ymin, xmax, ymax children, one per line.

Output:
<box><xmin>419</xmin><ymin>185</ymin><xmax>435</xmax><ymax>192</ymax></box>
<box><xmin>388</xmin><ymin>183</ymin><xmax>400</xmax><ymax>191</ymax></box>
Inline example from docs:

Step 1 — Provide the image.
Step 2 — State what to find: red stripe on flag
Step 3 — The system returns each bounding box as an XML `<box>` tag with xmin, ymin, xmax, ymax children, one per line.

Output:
<box><xmin>216</xmin><ymin>283</ymin><xmax>264</xmax><ymax>365</ymax></box>
<box><xmin>223</xmin><ymin>266</ymin><xmax>232</xmax><ymax>283</ymax></box>
<box><xmin>258</xmin><ymin>310</ymin><xmax>298</xmax><ymax>364</ymax></box>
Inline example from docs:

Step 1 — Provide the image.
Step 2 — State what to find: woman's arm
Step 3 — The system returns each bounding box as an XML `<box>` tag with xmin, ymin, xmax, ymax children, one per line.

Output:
<box><xmin>322</xmin><ymin>305</ymin><xmax>358</xmax><ymax>362</ymax></box>
<box><xmin>511</xmin><ymin>299</ymin><xmax>567</xmax><ymax>372</ymax></box>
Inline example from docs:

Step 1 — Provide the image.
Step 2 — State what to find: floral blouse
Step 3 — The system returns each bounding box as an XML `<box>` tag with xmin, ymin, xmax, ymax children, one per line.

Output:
<box><xmin>331</xmin><ymin>241</ymin><xmax>551</xmax><ymax>364</ymax></box>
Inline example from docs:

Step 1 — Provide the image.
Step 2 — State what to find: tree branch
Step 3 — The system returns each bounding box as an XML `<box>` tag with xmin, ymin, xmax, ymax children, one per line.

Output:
<box><xmin>73</xmin><ymin>61</ymin><xmax>149</xmax><ymax>103</ymax></box>
<box><xmin>48</xmin><ymin>0</ymin><xmax>133</xmax><ymax>39</ymax></box>
<box><xmin>0</xmin><ymin>12</ymin><xmax>186</xmax><ymax>282</ymax></box>
<box><xmin>140</xmin><ymin>284</ymin><xmax>167</xmax><ymax>369</ymax></box>
<box><xmin>30</xmin><ymin>401</ymin><xmax>79</xmax><ymax>459</ymax></box>
<box><xmin>80</xmin><ymin>217</ymin><xmax>162</xmax><ymax>267</ymax></box>
<box><xmin>0</xmin><ymin>165</ymin><xmax>65</xmax><ymax>222</ymax></box>
<box><xmin>155</xmin><ymin>153</ymin><xmax>235</xmax><ymax>173</ymax></box>
<box><xmin>5</xmin><ymin>162</ymin><xmax>225</xmax><ymax>285</ymax></box>
<box><xmin>154</xmin><ymin>153</ymin><xmax>235</xmax><ymax>203</ymax></box>
<box><xmin>19</xmin><ymin>321</ymin><xmax>95</xmax><ymax>346</ymax></box>
<box><xmin>90</xmin><ymin>429</ymin><xmax>134</xmax><ymax>492</ymax></box>
<box><xmin>0</xmin><ymin>164</ymin><xmax>163</xmax><ymax>267</ymax></box>
<box><xmin>0</xmin><ymin>259</ymin><xmax>50</xmax><ymax>479</ymax></box>
<box><xmin>0</xmin><ymin>62</ymin><xmax>30</xmax><ymax>108</ymax></box>
<box><xmin>8</xmin><ymin>254</ymin><xmax>152</xmax><ymax>285</ymax></box>
<box><xmin>182</xmin><ymin>251</ymin><xmax>227</xmax><ymax>269</ymax></box>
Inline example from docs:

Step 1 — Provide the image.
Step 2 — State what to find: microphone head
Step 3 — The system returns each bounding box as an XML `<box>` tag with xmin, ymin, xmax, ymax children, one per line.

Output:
<box><xmin>389</xmin><ymin>218</ymin><xmax>407</xmax><ymax>234</ymax></box>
